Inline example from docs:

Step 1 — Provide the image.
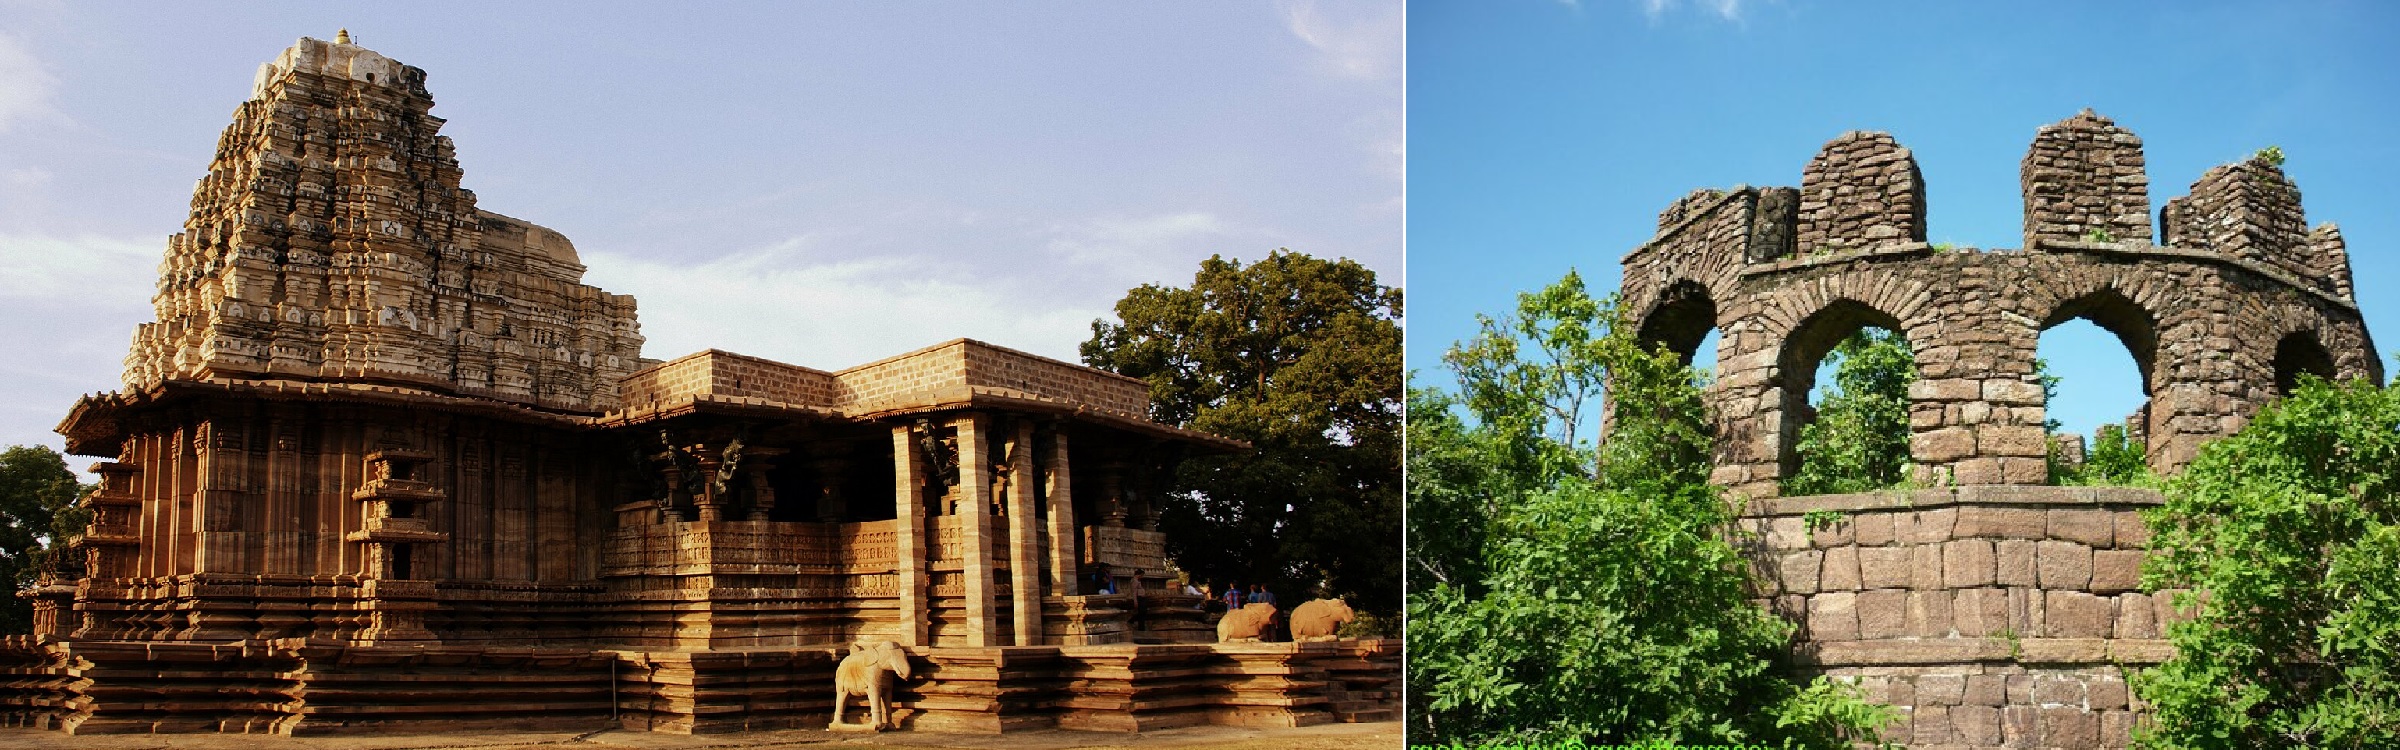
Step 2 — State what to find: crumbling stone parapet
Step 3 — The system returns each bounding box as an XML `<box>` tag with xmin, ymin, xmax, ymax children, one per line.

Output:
<box><xmin>1620</xmin><ymin>111</ymin><xmax>2380</xmax><ymax>499</ymax></box>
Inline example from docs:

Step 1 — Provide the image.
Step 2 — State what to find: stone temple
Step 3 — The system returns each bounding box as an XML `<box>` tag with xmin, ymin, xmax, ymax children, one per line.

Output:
<box><xmin>0</xmin><ymin>34</ymin><xmax>1396</xmax><ymax>735</ymax></box>
<box><xmin>1618</xmin><ymin>112</ymin><xmax>2377</xmax><ymax>748</ymax></box>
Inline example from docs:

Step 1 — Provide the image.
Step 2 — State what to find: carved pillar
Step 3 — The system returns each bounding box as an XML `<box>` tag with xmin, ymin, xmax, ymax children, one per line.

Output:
<box><xmin>812</xmin><ymin>450</ymin><xmax>850</xmax><ymax>523</ymax></box>
<box><xmin>346</xmin><ymin>449</ymin><xmax>446</xmax><ymax>644</ymax></box>
<box><xmin>1006</xmin><ymin>419</ymin><xmax>1041</xmax><ymax>645</ymax></box>
<box><xmin>890</xmin><ymin>424</ymin><xmax>928</xmax><ymax>646</ymax></box>
<box><xmin>1098</xmin><ymin>461</ymin><xmax>1128</xmax><ymax>528</ymax></box>
<box><xmin>726</xmin><ymin>445</ymin><xmax>785</xmax><ymax>522</ymax></box>
<box><xmin>692</xmin><ymin>447</ymin><xmax>727</xmax><ymax>522</ymax></box>
<box><xmin>1043</xmin><ymin>426</ymin><xmax>1076</xmax><ymax>603</ymax></box>
<box><xmin>955</xmin><ymin>413</ymin><xmax>999</xmax><ymax>647</ymax></box>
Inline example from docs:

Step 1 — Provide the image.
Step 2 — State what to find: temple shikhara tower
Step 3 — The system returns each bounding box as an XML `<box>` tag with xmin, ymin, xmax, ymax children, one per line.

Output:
<box><xmin>5</xmin><ymin>33</ymin><xmax>1396</xmax><ymax>735</ymax></box>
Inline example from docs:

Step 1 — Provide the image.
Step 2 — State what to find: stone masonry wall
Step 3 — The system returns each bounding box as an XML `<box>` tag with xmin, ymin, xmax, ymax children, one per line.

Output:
<box><xmin>1796</xmin><ymin>131</ymin><xmax>1926</xmax><ymax>253</ymax></box>
<box><xmin>1620</xmin><ymin>111</ymin><xmax>2380</xmax><ymax>500</ymax></box>
<box><xmin>2023</xmin><ymin>110</ymin><xmax>2152</xmax><ymax>248</ymax></box>
<box><xmin>1746</xmin><ymin>487</ymin><xmax>2183</xmax><ymax>749</ymax></box>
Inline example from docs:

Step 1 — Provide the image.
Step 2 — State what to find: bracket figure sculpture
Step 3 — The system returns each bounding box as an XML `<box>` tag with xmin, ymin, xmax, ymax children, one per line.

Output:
<box><xmin>1217</xmin><ymin>602</ymin><xmax>1278</xmax><ymax>642</ymax></box>
<box><xmin>1290</xmin><ymin>598</ymin><xmax>1356</xmax><ymax>642</ymax></box>
<box><xmin>829</xmin><ymin>640</ymin><xmax>913</xmax><ymax>732</ymax></box>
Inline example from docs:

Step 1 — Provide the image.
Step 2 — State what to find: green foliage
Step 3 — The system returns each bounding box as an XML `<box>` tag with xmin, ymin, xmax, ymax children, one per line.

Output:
<box><xmin>1784</xmin><ymin>329</ymin><xmax>1917</xmax><ymax>496</ymax></box>
<box><xmin>1336</xmin><ymin>610</ymin><xmax>1397</xmax><ymax>640</ymax></box>
<box><xmin>1407</xmin><ymin>272</ymin><xmax>1893</xmax><ymax>747</ymax></box>
<box><xmin>2254</xmin><ymin>145</ymin><xmax>2287</xmax><ymax>167</ymax></box>
<box><xmin>2085</xmin><ymin>227</ymin><xmax>2117</xmax><ymax>243</ymax></box>
<box><xmin>2132</xmin><ymin>374</ymin><xmax>2400</xmax><ymax>748</ymax></box>
<box><xmin>1803</xmin><ymin>509</ymin><xmax>1848</xmax><ymax>533</ymax></box>
<box><xmin>2055</xmin><ymin>423</ymin><xmax>2156</xmax><ymax>487</ymax></box>
<box><xmin>1081</xmin><ymin>250</ymin><xmax>1402</xmax><ymax>618</ymax></box>
<box><xmin>0</xmin><ymin>445</ymin><xmax>88</xmax><ymax>634</ymax></box>
<box><xmin>1443</xmin><ymin>269</ymin><xmax>1612</xmax><ymax>476</ymax></box>
<box><xmin>1405</xmin><ymin>386</ymin><xmax>1501</xmax><ymax>597</ymax></box>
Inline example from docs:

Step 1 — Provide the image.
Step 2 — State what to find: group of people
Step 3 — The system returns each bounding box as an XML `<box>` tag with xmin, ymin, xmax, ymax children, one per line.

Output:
<box><xmin>1078</xmin><ymin>565</ymin><xmax>1297</xmax><ymax>640</ymax></box>
<box><xmin>1198</xmin><ymin>582</ymin><xmax>1277</xmax><ymax>610</ymax></box>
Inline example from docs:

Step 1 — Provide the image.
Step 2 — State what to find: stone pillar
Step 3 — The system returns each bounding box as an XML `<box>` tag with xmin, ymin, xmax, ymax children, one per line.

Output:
<box><xmin>891</xmin><ymin>425</ymin><xmax>928</xmax><ymax>646</ymax></box>
<box><xmin>1006</xmin><ymin>419</ymin><xmax>1041</xmax><ymax>646</ymax></box>
<box><xmin>954</xmin><ymin>413</ymin><xmax>999</xmax><ymax>647</ymax></box>
<box><xmin>1044</xmin><ymin>427</ymin><xmax>1077</xmax><ymax>601</ymax></box>
<box><xmin>811</xmin><ymin>452</ymin><xmax>849</xmax><ymax>523</ymax></box>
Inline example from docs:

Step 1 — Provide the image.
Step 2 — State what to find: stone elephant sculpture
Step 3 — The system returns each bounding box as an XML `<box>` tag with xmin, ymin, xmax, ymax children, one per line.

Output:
<box><xmin>1217</xmin><ymin>602</ymin><xmax>1278</xmax><ymax>642</ymax></box>
<box><xmin>1290</xmin><ymin>598</ymin><xmax>1355</xmax><ymax>642</ymax></box>
<box><xmin>829</xmin><ymin>640</ymin><xmax>913</xmax><ymax>731</ymax></box>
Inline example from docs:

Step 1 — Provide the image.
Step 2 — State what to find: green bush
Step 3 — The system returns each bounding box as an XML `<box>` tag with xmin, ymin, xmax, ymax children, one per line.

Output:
<box><xmin>2133</xmin><ymin>374</ymin><xmax>2400</xmax><ymax>747</ymax></box>
<box><xmin>1407</xmin><ymin>272</ymin><xmax>1894</xmax><ymax>747</ymax></box>
<box><xmin>1784</xmin><ymin>329</ymin><xmax>1916</xmax><ymax>496</ymax></box>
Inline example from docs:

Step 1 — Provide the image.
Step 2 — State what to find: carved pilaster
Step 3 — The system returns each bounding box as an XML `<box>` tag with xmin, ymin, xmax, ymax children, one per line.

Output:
<box><xmin>954</xmin><ymin>413</ymin><xmax>999</xmax><ymax>647</ymax></box>
<box><xmin>1006</xmin><ymin>419</ymin><xmax>1041</xmax><ymax>645</ymax></box>
<box><xmin>1043</xmin><ymin>426</ymin><xmax>1076</xmax><ymax>602</ymax></box>
<box><xmin>891</xmin><ymin>424</ymin><xmax>928</xmax><ymax>646</ymax></box>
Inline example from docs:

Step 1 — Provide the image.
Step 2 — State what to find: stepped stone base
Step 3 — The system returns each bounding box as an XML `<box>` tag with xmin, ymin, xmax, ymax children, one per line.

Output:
<box><xmin>0</xmin><ymin>637</ymin><xmax>1396</xmax><ymax>736</ymax></box>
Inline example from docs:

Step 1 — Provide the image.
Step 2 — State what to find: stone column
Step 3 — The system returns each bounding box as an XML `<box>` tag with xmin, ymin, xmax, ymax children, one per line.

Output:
<box><xmin>1044</xmin><ymin>426</ymin><xmax>1077</xmax><ymax>600</ymax></box>
<box><xmin>954</xmin><ymin>413</ymin><xmax>999</xmax><ymax>647</ymax></box>
<box><xmin>890</xmin><ymin>425</ymin><xmax>928</xmax><ymax>646</ymax></box>
<box><xmin>811</xmin><ymin>452</ymin><xmax>849</xmax><ymax>523</ymax></box>
<box><xmin>1006</xmin><ymin>420</ymin><xmax>1041</xmax><ymax>645</ymax></box>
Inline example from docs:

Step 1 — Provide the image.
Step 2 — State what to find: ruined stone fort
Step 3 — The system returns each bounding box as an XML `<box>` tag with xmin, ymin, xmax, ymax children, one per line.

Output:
<box><xmin>1618</xmin><ymin>111</ymin><xmax>2378</xmax><ymax>748</ymax></box>
<box><xmin>1</xmin><ymin>34</ymin><xmax>1396</xmax><ymax>734</ymax></box>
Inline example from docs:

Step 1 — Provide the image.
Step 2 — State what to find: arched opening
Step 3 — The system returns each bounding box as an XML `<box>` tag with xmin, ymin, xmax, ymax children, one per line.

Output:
<box><xmin>2036</xmin><ymin>289</ymin><xmax>2158</xmax><ymax>482</ymax></box>
<box><xmin>1636</xmin><ymin>280</ymin><xmax>1720</xmax><ymax>369</ymax></box>
<box><xmin>1777</xmin><ymin>299</ymin><xmax>1915</xmax><ymax>494</ymax></box>
<box><xmin>2272</xmin><ymin>331</ymin><xmax>2337</xmax><ymax>395</ymax></box>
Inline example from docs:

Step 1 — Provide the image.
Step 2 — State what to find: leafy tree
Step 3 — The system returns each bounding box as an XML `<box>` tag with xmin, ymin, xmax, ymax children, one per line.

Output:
<box><xmin>2134</xmin><ymin>374</ymin><xmax>2400</xmax><ymax>748</ymax></box>
<box><xmin>0</xmin><ymin>445</ymin><xmax>88</xmax><ymax>634</ymax></box>
<box><xmin>1784</xmin><ymin>329</ymin><xmax>1917</xmax><ymax>495</ymax></box>
<box><xmin>1404</xmin><ymin>386</ymin><xmax>1498</xmax><ymax>597</ymax></box>
<box><xmin>2080</xmin><ymin>424</ymin><xmax>2153</xmax><ymax>485</ymax></box>
<box><xmin>1082</xmin><ymin>250</ymin><xmax>1402</xmax><ymax>618</ymax></box>
<box><xmin>1407</xmin><ymin>272</ymin><xmax>1893</xmax><ymax>746</ymax></box>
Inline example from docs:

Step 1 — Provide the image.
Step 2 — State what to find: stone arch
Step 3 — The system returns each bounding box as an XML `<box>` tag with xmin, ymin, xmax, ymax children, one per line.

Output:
<box><xmin>1635</xmin><ymin>279</ymin><xmax>1720</xmax><ymax>366</ymax></box>
<box><xmin>2272</xmin><ymin>330</ymin><xmax>2337</xmax><ymax>395</ymax></box>
<box><xmin>2036</xmin><ymin>287</ymin><xmax>2160</xmax><ymax>394</ymax></box>
<box><xmin>1773</xmin><ymin>297</ymin><xmax>1914</xmax><ymax>483</ymax></box>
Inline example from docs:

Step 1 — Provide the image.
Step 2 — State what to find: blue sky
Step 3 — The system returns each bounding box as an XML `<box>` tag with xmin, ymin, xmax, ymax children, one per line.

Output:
<box><xmin>0</xmin><ymin>1</ymin><xmax>1400</xmax><ymax>460</ymax></box>
<box><xmin>1408</xmin><ymin>0</ymin><xmax>2400</xmax><ymax>442</ymax></box>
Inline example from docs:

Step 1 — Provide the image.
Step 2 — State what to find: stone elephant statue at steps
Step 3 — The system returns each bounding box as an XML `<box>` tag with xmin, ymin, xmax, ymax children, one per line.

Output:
<box><xmin>829</xmin><ymin>640</ymin><xmax>913</xmax><ymax>731</ymax></box>
<box><xmin>1290</xmin><ymin>598</ymin><xmax>1355</xmax><ymax>642</ymax></box>
<box><xmin>1218</xmin><ymin>602</ymin><xmax>1278</xmax><ymax>642</ymax></box>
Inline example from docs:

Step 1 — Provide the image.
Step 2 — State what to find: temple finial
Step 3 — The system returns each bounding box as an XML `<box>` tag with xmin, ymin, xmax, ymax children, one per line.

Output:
<box><xmin>336</xmin><ymin>29</ymin><xmax>352</xmax><ymax>45</ymax></box>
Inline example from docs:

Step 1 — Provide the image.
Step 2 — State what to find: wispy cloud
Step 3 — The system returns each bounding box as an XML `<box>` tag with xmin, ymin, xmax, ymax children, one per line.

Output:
<box><xmin>580</xmin><ymin>207</ymin><xmax>1278</xmax><ymax>370</ymax></box>
<box><xmin>0</xmin><ymin>232</ymin><xmax>158</xmax><ymax>303</ymax></box>
<box><xmin>1640</xmin><ymin>0</ymin><xmax>1747</xmax><ymax>22</ymax></box>
<box><xmin>1280</xmin><ymin>0</ymin><xmax>1402</xmax><ymax>82</ymax></box>
<box><xmin>585</xmin><ymin>242</ymin><xmax>1105</xmax><ymax>370</ymax></box>
<box><xmin>0</xmin><ymin>32</ymin><xmax>63</xmax><ymax>133</ymax></box>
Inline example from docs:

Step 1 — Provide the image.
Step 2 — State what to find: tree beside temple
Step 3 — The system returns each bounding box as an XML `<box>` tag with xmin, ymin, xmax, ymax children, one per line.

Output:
<box><xmin>1082</xmin><ymin>250</ymin><xmax>1403</xmax><ymax>620</ymax></box>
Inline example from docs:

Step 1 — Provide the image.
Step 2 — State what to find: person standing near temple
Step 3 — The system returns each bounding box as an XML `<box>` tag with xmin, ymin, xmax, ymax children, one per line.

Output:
<box><xmin>1250</xmin><ymin>584</ymin><xmax>1279</xmax><ymax>641</ymax></box>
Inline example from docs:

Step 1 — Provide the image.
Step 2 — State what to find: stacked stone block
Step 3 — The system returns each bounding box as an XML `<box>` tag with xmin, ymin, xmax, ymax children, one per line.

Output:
<box><xmin>1746</xmin><ymin>487</ymin><xmax>2183</xmax><ymax>749</ymax></box>
<box><xmin>2161</xmin><ymin>157</ymin><xmax>2341</xmax><ymax>301</ymax></box>
<box><xmin>1796</xmin><ymin>131</ymin><xmax>1926</xmax><ymax>253</ymax></box>
<box><xmin>2024</xmin><ymin>109</ymin><xmax>2152</xmax><ymax>248</ymax></box>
